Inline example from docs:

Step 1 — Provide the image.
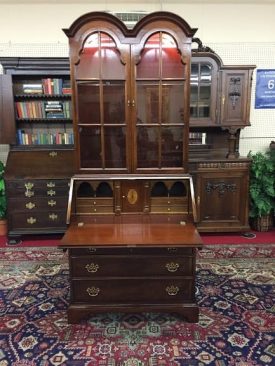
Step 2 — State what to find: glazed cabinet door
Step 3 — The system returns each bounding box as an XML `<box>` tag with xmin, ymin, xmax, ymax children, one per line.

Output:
<box><xmin>190</xmin><ymin>57</ymin><xmax>219</xmax><ymax>127</ymax></box>
<box><xmin>72</xmin><ymin>31</ymin><xmax>130</xmax><ymax>173</ymax></box>
<box><xmin>133</xmin><ymin>31</ymin><xmax>190</xmax><ymax>172</ymax></box>
<box><xmin>196</xmin><ymin>165</ymin><xmax>250</xmax><ymax>231</ymax></box>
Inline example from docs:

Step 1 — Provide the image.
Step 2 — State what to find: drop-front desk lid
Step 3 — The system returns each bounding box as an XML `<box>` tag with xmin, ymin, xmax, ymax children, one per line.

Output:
<box><xmin>60</xmin><ymin>214</ymin><xmax>203</xmax><ymax>248</ymax></box>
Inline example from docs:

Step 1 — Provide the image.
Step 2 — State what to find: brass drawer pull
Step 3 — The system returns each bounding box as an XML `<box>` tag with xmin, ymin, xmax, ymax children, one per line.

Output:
<box><xmin>85</xmin><ymin>263</ymin><xmax>99</xmax><ymax>273</ymax></box>
<box><xmin>165</xmin><ymin>262</ymin><xmax>180</xmax><ymax>272</ymax></box>
<box><xmin>88</xmin><ymin>248</ymin><xmax>97</xmax><ymax>253</ymax></box>
<box><xmin>27</xmin><ymin>217</ymin><xmax>36</xmax><ymax>225</ymax></box>
<box><xmin>25</xmin><ymin>190</ymin><xmax>34</xmax><ymax>197</ymax></box>
<box><xmin>86</xmin><ymin>286</ymin><xmax>100</xmax><ymax>297</ymax></box>
<box><xmin>25</xmin><ymin>182</ymin><xmax>34</xmax><ymax>190</ymax></box>
<box><xmin>49</xmin><ymin>151</ymin><xmax>57</xmax><ymax>157</ymax></box>
<box><xmin>49</xmin><ymin>213</ymin><xmax>58</xmax><ymax>220</ymax></box>
<box><xmin>167</xmin><ymin>247</ymin><xmax>178</xmax><ymax>254</ymax></box>
<box><xmin>166</xmin><ymin>285</ymin><xmax>179</xmax><ymax>296</ymax></box>
<box><xmin>47</xmin><ymin>190</ymin><xmax>56</xmax><ymax>196</ymax></box>
<box><xmin>26</xmin><ymin>202</ymin><xmax>35</xmax><ymax>210</ymax></box>
<box><xmin>48</xmin><ymin>200</ymin><xmax>56</xmax><ymax>206</ymax></box>
<box><xmin>47</xmin><ymin>182</ymin><xmax>56</xmax><ymax>188</ymax></box>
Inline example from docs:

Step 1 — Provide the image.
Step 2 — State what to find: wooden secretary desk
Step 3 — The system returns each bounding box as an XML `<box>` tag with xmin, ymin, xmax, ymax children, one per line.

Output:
<box><xmin>60</xmin><ymin>11</ymin><xmax>203</xmax><ymax>323</ymax></box>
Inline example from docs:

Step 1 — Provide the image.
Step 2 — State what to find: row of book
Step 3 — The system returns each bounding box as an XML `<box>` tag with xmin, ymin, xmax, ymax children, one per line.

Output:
<box><xmin>17</xmin><ymin>129</ymin><xmax>74</xmax><ymax>145</ymax></box>
<box><xmin>189</xmin><ymin>132</ymin><xmax>207</xmax><ymax>145</ymax></box>
<box><xmin>22</xmin><ymin>78</ymin><xmax>71</xmax><ymax>95</ymax></box>
<box><xmin>15</xmin><ymin>101</ymin><xmax>71</xmax><ymax>119</ymax></box>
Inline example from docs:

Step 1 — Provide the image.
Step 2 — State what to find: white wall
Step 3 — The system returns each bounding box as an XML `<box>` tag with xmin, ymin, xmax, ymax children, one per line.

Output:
<box><xmin>0</xmin><ymin>0</ymin><xmax>275</xmax><ymax>162</ymax></box>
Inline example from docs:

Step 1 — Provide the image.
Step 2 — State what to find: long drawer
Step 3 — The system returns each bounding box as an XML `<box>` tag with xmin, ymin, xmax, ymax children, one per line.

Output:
<box><xmin>71</xmin><ymin>278</ymin><xmax>194</xmax><ymax>303</ymax></box>
<box><xmin>8</xmin><ymin>197</ymin><xmax>68</xmax><ymax>211</ymax></box>
<box><xmin>6</xmin><ymin>179</ymin><xmax>69</xmax><ymax>197</ymax></box>
<box><xmin>69</xmin><ymin>247</ymin><xmax>195</xmax><ymax>256</ymax></box>
<box><xmin>9</xmin><ymin>211</ymin><xmax>67</xmax><ymax>229</ymax></box>
<box><xmin>70</xmin><ymin>255</ymin><xmax>194</xmax><ymax>277</ymax></box>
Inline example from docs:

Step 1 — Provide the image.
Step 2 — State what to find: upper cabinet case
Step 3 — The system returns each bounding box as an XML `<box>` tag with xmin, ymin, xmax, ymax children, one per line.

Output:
<box><xmin>63</xmin><ymin>12</ymin><xmax>197</xmax><ymax>174</ymax></box>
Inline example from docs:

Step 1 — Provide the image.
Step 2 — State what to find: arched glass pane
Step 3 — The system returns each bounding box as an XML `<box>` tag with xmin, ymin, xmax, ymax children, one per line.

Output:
<box><xmin>76</xmin><ymin>32</ymin><xmax>124</xmax><ymax>79</ymax></box>
<box><xmin>137</xmin><ymin>32</ymin><xmax>184</xmax><ymax>79</ymax></box>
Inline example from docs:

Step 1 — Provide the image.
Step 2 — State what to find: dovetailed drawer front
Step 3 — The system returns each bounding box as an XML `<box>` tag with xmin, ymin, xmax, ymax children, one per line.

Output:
<box><xmin>8</xmin><ymin>197</ymin><xmax>68</xmax><ymax>211</ymax></box>
<box><xmin>70</xmin><ymin>255</ymin><xmax>193</xmax><ymax>277</ymax></box>
<box><xmin>71</xmin><ymin>278</ymin><xmax>193</xmax><ymax>304</ymax></box>
<box><xmin>69</xmin><ymin>247</ymin><xmax>195</xmax><ymax>256</ymax></box>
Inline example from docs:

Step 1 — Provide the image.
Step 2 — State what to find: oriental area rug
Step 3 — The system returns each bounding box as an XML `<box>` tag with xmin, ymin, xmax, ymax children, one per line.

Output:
<box><xmin>0</xmin><ymin>245</ymin><xmax>274</xmax><ymax>366</ymax></box>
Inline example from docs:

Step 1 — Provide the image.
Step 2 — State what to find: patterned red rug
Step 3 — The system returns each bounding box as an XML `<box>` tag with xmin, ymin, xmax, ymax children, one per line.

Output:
<box><xmin>0</xmin><ymin>245</ymin><xmax>274</xmax><ymax>365</ymax></box>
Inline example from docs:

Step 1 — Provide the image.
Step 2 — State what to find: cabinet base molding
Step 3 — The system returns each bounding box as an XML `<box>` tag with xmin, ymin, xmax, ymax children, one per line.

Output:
<box><xmin>67</xmin><ymin>303</ymin><xmax>199</xmax><ymax>324</ymax></box>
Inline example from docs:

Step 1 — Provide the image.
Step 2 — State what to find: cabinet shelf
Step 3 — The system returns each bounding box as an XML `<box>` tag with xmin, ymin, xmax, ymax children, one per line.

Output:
<box><xmin>15</xmin><ymin>94</ymin><xmax>71</xmax><ymax>99</ymax></box>
<box><xmin>16</xmin><ymin>118</ymin><xmax>73</xmax><ymax>123</ymax></box>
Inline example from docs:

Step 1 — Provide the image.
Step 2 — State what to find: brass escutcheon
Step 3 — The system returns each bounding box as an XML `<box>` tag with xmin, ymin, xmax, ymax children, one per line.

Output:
<box><xmin>27</xmin><ymin>217</ymin><xmax>36</xmax><ymax>225</ymax></box>
<box><xmin>85</xmin><ymin>263</ymin><xmax>99</xmax><ymax>273</ymax></box>
<box><xmin>166</xmin><ymin>285</ymin><xmax>180</xmax><ymax>296</ymax></box>
<box><xmin>47</xmin><ymin>182</ymin><xmax>56</xmax><ymax>188</ymax></box>
<box><xmin>165</xmin><ymin>262</ymin><xmax>180</xmax><ymax>272</ymax></box>
<box><xmin>167</xmin><ymin>247</ymin><xmax>178</xmax><ymax>253</ymax></box>
<box><xmin>48</xmin><ymin>200</ymin><xmax>56</xmax><ymax>206</ymax></box>
<box><xmin>86</xmin><ymin>286</ymin><xmax>100</xmax><ymax>297</ymax></box>
<box><xmin>47</xmin><ymin>190</ymin><xmax>56</xmax><ymax>196</ymax></box>
<box><xmin>49</xmin><ymin>213</ymin><xmax>58</xmax><ymax>220</ymax></box>
<box><xmin>25</xmin><ymin>182</ymin><xmax>34</xmax><ymax>190</ymax></box>
<box><xmin>26</xmin><ymin>202</ymin><xmax>35</xmax><ymax>210</ymax></box>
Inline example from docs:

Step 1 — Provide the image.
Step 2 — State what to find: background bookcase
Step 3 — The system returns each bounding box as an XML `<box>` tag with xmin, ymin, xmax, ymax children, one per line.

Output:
<box><xmin>0</xmin><ymin>57</ymin><xmax>74</xmax><ymax>243</ymax></box>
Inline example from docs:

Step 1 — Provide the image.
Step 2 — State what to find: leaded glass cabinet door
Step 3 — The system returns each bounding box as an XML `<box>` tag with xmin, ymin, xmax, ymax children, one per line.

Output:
<box><xmin>132</xmin><ymin>31</ymin><xmax>192</xmax><ymax>173</ymax></box>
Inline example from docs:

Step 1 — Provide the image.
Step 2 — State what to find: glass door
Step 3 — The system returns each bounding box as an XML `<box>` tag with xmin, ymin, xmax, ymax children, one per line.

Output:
<box><xmin>133</xmin><ymin>32</ymin><xmax>189</xmax><ymax>172</ymax></box>
<box><xmin>74</xmin><ymin>32</ymin><xmax>129</xmax><ymax>171</ymax></box>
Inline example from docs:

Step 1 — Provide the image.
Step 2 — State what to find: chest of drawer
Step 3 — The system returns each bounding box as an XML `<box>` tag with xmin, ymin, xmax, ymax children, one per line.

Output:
<box><xmin>70</xmin><ymin>255</ymin><xmax>194</xmax><ymax>277</ymax></box>
<box><xmin>71</xmin><ymin>278</ymin><xmax>193</xmax><ymax>304</ymax></box>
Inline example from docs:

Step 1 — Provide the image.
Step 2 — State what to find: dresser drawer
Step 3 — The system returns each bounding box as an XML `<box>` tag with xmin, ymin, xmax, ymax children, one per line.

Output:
<box><xmin>6</xmin><ymin>179</ymin><xmax>70</xmax><ymax>197</ymax></box>
<box><xmin>70</xmin><ymin>255</ymin><xmax>193</xmax><ymax>277</ymax></box>
<box><xmin>69</xmin><ymin>247</ymin><xmax>195</xmax><ymax>256</ymax></box>
<box><xmin>71</xmin><ymin>278</ymin><xmax>193</xmax><ymax>304</ymax></box>
<box><xmin>9</xmin><ymin>211</ymin><xmax>66</xmax><ymax>229</ymax></box>
<box><xmin>8</xmin><ymin>197</ymin><xmax>68</xmax><ymax>211</ymax></box>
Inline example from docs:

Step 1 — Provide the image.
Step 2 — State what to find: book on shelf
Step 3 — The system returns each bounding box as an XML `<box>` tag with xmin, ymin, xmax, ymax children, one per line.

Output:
<box><xmin>17</xmin><ymin>129</ymin><xmax>74</xmax><ymax>145</ymax></box>
<box><xmin>23</xmin><ymin>83</ymin><xmax>43</xmax><ymax>94</ymax></box>
<box><xmin>189</xmin><ymin>132</ymin><xmax>207</xmax><ymax>145</ymax></box>
<box><xmin>15</xmin><ymin>100</ymin><xmax>71</xmax><ymax>119</ymax></box>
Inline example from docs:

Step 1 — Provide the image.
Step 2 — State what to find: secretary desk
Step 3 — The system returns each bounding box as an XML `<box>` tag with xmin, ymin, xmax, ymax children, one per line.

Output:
<box><xmin>60</xmin><ymin>11</ymin><xmax>203</xmax><ymax>323</ymax></box>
